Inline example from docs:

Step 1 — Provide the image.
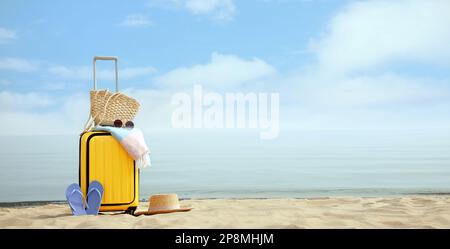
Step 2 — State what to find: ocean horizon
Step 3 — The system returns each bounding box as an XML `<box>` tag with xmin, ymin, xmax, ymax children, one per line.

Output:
<box><xmin>1</xmin><ymin>129</ymin><xmax>449</xmax><ymax>203</ymax></box>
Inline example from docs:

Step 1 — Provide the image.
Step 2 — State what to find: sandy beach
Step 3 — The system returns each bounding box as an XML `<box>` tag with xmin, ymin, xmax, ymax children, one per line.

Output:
<box><xmin>1</xmin><ymin>196</ymin><xmax>449</xmax><ymax>228</ymax></box>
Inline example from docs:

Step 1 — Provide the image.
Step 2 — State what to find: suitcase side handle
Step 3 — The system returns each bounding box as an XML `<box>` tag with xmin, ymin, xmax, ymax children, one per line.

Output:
<box><xmin>93</xmin><ymin>56</ymin><xmax>119</xmax><ymax>92</ymax></box>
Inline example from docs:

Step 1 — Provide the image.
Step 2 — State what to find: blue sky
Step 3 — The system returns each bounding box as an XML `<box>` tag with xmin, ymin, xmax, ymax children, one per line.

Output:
<box><xmin>0</xmin><ymin>0</ymin><xmax>449</xmax><ymax>135</ymax></box>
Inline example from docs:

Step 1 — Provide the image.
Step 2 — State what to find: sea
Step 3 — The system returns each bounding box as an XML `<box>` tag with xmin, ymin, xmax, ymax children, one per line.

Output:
<box><xmin>0</xmin><ymin>129</ymin><xmax>450</xmax><ymax>203</ymax></box>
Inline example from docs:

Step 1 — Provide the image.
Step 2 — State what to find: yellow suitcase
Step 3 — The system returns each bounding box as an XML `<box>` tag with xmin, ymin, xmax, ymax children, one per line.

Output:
<box><xmin>79</xmin><ymin>131</ymin><xmax>139</xmax><ymax>214</ymax></box>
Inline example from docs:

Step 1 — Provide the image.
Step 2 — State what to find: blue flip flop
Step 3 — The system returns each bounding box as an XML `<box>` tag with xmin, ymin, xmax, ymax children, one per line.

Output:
<box><xmin>65</xmin><ymin>183</ymin><xmax>86</xmax><ymax>216</ymax></box>
<box><xmin>86</xmin><ymin>180</ymin><xmax>104</xmax><ymax>215</ymax></box>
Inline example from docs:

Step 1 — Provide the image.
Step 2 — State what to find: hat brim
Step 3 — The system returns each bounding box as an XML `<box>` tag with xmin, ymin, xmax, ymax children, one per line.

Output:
<box><xmin>133</xmin><ymin>207</ymin><xmax>192</xmax><ymax>216</ymax></box>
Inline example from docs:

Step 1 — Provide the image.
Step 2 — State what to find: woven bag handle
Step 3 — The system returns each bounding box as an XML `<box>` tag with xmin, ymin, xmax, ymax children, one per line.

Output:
<box><xmin>93</xmin><ymin>56</ymin><xmax>119</xmax><ymax>92</ymax></box>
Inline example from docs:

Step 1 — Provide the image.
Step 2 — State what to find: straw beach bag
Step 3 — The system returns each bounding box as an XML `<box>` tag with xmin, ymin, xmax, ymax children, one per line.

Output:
<box><xmin>83</xmin><ymin>56</ymin><xmax>140</xmax><ymax>132</ymax></box>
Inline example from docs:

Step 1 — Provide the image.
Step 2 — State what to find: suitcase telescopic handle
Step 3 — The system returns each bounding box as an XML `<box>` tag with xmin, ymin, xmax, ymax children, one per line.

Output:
<box><xmin>93</xmin><ymin>56</ymin><xmax>119</xmax><ymax>92</ymax></box>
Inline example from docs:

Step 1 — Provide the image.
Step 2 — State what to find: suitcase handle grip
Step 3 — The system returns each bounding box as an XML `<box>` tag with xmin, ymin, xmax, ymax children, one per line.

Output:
<box><xmin>93</xmin><ymin>56</ymin><xmax>119</xmax><ymax>92</ymax></box>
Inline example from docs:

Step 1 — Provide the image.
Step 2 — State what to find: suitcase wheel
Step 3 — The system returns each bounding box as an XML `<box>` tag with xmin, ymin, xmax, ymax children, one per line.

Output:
<box><xmin>125</xmin><ymin>207</ymin><xmax>137</xmax><ymax>215</ymax></box>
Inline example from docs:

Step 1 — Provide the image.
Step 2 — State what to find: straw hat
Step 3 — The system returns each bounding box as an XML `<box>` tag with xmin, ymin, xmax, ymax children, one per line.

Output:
<box><xmin>134</xmin><ymin>194</ymin><xmax>192</xmax><ymax>216</ymax></box>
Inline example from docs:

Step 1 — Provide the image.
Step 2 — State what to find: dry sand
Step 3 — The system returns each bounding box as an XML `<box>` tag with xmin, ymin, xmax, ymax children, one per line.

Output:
<box><xmin>1</xmin><ymin>196</ymin><xmax>450</xmax><ymax>228</ymax></box>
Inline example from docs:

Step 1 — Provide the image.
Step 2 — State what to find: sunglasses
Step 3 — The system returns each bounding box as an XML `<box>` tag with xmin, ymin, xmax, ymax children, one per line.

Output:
<box><xmin>113</xmin><ymin>119</ymin><xmax>134</xmax><ymax>129</ymax></box>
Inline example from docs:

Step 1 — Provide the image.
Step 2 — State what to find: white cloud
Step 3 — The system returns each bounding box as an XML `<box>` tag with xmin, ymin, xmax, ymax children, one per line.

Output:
<box><xmin>0</xmin><ymin>91</ymin><xmax>93</xmax><ymax>135</ymax></box>
<box><xmin>48</xmin><ymin>66</ymin><xmax>88</xmax><ymax>79</ymax></box>
<box><xmin>0</xmin><ymin>103</ymin><xmax>89</xmax><ymax>136</ymax></box>
<box><xmin>155</xmin><ymin>52</ymin><xmax>276</xmax><ymax>88</ymax></box>
<box><xmin>0</xmin><ymin>52</ymin><xmax>276</xmax><ymax>135</ymax></box>
<box><xmin>124</xmin><ymin>88</ymin><xmax>174</xmax><ymax>129</ymax></box>
<box><xmin>291</xmin><ymin>73</ymin><xmax>450</xmax><ymax>108</ymax></box>
<box><xmin>299</xmin><ymin>0</ymin><xmax>450</xmax><ymax>107</ymax></box>
<box><xmin>0</xmin><ymin>112</ymin><xmax>68</xmax><ymax>135</ymax></box>
<box><xmin>0</xmin><ymin>58</ymin><xmax>38</xmax><ymax>72</ymax></box>
<box><xmin>0</xmin><ymin>89</ymin><xmax>172</xmax><ymax>135</ymax></box>
<box><xmin>0</xmin><ymin>91</ymin><xmax>54</xmax><ymax>111</ymax></box>
<box><xmin>312</xmin><ymin>0</ymin><xmax>450</xmax><ymax>74</ymax></box>
<box><xmin>0</xmin><ymin>27</ymin><xmax>17</xmax><ymax>43</ymax></box>
<box><xmin>121</xmin><ymin>67</ymin><xmax>157</xmax><ymax>79</ymax></box>
<box><xmin>44</xmin><ymin>82</ymin><xmax>67</xmax><ymax>91</ymax></box>
<box><xmin>149</xmin><ymin>0</ymin><xmax>236</xmax><ymax>22</ymax></box>
<box><xmin>278</xmin><ymin>71</ymin><xmax>450</xmax><ymax>131</ymax></box>
<box><xmin>48</xmin><ymin>65</ymin><xmax>156</xmax><ymax>80</ymax></box>
<box><xmin>119</xmin><ymin>14</ymin><xmax>154</xmax><ymax>27</ymax></box>
<box><xmin>0</xmin><ymin>79</ymin><xmax>12</xmax><ymax>85</ymax></box>
<box><xmin>185</xmin><ymin>0</ymin><xmax>236</xmax><ymax>21</ymax></box>
<box><xmin>278</xmin><ymin>0</ymin><xmax>450</xmax><ymax>130</ymax></box>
